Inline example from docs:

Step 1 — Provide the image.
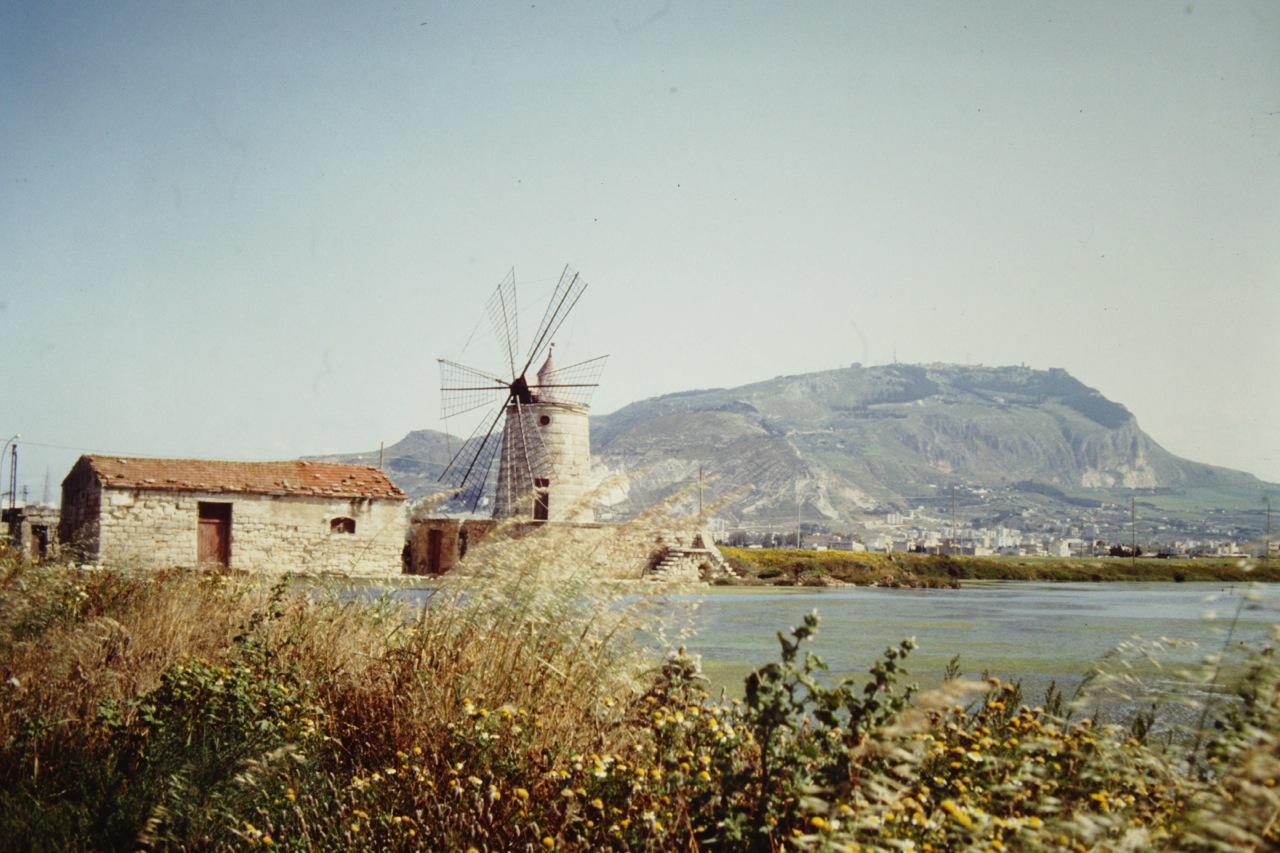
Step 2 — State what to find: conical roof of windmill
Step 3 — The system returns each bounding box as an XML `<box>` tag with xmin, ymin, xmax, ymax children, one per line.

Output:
<box><xmin>535</xmin><ymin>345</ymin><xmax>563</xmax><ymax>404</ymax></box>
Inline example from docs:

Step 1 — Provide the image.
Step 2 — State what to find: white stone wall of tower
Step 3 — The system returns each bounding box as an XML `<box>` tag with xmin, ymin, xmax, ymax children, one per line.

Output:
<box><xmin>492</xmin><ymin>403</ymin><xmax>595</xmax><ymax>523</ymax></box>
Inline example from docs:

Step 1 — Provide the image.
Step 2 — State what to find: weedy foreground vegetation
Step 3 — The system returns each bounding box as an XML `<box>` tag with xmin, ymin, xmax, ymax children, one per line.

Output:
<box><xmin>2</xmin><ymin>536</ymin><xmax>1279</xmax><ymax>851</ymax></box>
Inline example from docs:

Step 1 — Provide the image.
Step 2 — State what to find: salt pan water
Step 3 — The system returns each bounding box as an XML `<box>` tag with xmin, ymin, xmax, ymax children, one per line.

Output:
<box><xmin>665</xmin><ymin>582</ymin><xmax>1280</xmax><ymax>712</ymax></box>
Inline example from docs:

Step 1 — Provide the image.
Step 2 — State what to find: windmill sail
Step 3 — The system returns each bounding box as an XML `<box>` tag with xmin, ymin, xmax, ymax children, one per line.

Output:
<box><xmin>532</xmin><ymin>354</ymin><xmax>608</xmax><ymax>407</ymax></box>
<box><xmin>486</xmin><ymin>269</ymin><xmax>520</xmax><ymax>378</ymax></box>
<box><xmin>437</xmin><ymin>359</ymin><xmax>511</xmax><ymax>419</ymax></box>
<box><xmin>437</xmin><ymin>266</ymin><xmax>606</xmax><ymax>517</ymax></box>
<box><xmin>520</xmin><ymin>266</ymin><xmax>587</xmax><ymax>376</ymax></box>
<box><xmin>439</xmin><ymin>403</ymin><xmax>505</xmax><ymax>506</ymax></box>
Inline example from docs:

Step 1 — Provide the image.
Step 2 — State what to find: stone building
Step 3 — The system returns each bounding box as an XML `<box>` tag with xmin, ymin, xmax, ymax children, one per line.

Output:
<box><xmin>2</xmin><ymin>504</ymin><xmax>60</xmax><ymax>561</ymax></box>
<box><xmin>413</xmin><ymin>353</ymin><xmax>599</xmax><ymax>575</ymax></box>
<box><xmin>60</xmin><ymin>456</ymin><xmax>406</xmax><ymax>574</ymax></box>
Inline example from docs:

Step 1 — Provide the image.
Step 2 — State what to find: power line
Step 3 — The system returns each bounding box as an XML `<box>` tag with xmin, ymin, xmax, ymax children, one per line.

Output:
<box><xmin>16</xmin><ymin>440</ymin><xmax>161</xmax><ymax>456</ymax></box>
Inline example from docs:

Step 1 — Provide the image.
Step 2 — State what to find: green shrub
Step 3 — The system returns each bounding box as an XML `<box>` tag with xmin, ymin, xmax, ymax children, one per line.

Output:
<box><xmin>2</xmin><ymin>545</ymin><xmax>1279</xmax><ymax>850</ymax></box>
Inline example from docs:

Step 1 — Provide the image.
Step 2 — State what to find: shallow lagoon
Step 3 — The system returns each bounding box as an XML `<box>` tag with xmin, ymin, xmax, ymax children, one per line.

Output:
<box><xmin>663</xmin><ymin>581</ymin><xmax>1280</xmax><ymax>705</ymax></box>
<box><xmin>376</xmin><ymin>578</ymin><xmax>1280</xmax><ymax>715</ymax></box>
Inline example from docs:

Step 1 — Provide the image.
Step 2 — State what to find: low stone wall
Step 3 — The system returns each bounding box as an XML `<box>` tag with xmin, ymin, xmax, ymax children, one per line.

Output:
<box><xmin>406</xmin><ymin>512</ymin><xmax>731</xmax><ymax>582</ymax></box>
<box><xmin>405</xmin><ymin>517</ymin><xmax>497</xmax><ymax>575</ymax></box>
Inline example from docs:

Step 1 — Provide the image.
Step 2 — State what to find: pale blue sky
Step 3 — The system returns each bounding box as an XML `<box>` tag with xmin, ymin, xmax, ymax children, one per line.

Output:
<box><xmin>2</xmin><ymin>1</ymin><xmax>1278</xmax><ymax>503</ymax></box>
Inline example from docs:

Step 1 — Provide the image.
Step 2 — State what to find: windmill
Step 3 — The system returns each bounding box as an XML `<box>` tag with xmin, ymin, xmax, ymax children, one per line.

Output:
<box><xmin>438</xmin><ymin>266</ymin><xmax>607</xmax><ymax>521</ymax></box>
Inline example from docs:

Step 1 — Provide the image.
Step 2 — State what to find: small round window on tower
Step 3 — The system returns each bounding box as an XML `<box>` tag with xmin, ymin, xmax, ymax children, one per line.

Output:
<box><xmin>539</xmin><ymin>415</ymin><xmax>551</xmax><ymax>426</ymax></box>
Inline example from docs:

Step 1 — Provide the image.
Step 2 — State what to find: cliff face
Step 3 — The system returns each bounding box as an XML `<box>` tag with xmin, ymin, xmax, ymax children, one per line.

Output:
<box><xmin>587</xmin><ymin>363</ymin><xmax>1267</xmax><ymax>525</ymax></box>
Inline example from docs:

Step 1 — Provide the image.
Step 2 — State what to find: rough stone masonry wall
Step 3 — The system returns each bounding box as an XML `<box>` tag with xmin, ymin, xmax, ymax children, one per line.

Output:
<box><xmin>494</xmin><ymin>403</ymin><xmax>595</xmax><ymax>523</ymax></box>
<box><xmin>95</xmin><ymin>489</ymin><xmax>406</xmax><ymax>574</ymax></box>
<box><xmin>429</xmin><ymin>517</ymin><xmax>729</xmax><ymax>582</ymax></box>
<box><xmin>2</xmin><ymin>505</ymin><xmax>61</xmax><ymax>560</ymax></box>
<box><xmin>404</xmin><ymin>517</ymin><xmax>499</xmax><ymax>575</ymax></box>
<box><xmin>59</xmin><ymin>466</ymin><xmax>103</xmax><ymax>561</ymax></box>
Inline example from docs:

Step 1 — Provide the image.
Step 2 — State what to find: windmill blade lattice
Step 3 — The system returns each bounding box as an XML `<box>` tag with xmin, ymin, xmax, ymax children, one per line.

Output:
<box><xmin>438</xmin><ymin>359</ymin><xmax>512</xmax><ymax>419</ymax></box>
<box><xmin>486</xmin><ymin>269</ymin><xmax>520</xmax><ymax>378</ymax></box>
<box><xmin>500</xmin><ymin>399</ymin><xmax>558</xmax><ymax>493</ymax></box>
<box><xmin>439</xmin><ymin>403</ymin><xmax>505</xmax><ymax>507</ymax></box>
<box><xmin>436</xmin><ymin>265</ymin><xmax>606</xmax><ymax>513</ymax></box>
<box><xmin>520</xmin><ymin>266</ymin><xmax>587</xmax><ymax>376</ymax></box>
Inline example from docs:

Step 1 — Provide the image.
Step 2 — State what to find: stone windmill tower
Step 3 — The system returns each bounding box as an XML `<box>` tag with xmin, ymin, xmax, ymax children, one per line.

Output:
<box><xmin>438</xmin><ymin>267</ymin><xmax>606</xmax><ymax>522</ymax></box>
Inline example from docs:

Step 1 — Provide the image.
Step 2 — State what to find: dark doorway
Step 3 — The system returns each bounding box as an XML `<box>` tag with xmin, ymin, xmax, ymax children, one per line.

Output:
<box><xmin>198</xmin><ymin>502</ymin><xmax>232</xmax><ymax>566</ymax></box>
<box><xmin>533</xmin><ymin>478</ymin><xmax>550</xmax><ymax>521</ymax></box>
<box><xmin>426</xmin><ymin>529</ymin><xmax>444</xmax><ymax>574</ymax></box>
<box><xmin>31</xmin><ymin>525</ymin><xmax>49</xmax><ymax>560</ymax></box>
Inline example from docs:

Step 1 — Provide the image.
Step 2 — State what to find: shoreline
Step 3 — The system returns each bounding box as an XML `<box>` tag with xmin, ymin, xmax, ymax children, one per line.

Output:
<box><xmin>718</xmin><ymin>547</ymin><xmax>1280</xmax><ymax>586</ymax></box>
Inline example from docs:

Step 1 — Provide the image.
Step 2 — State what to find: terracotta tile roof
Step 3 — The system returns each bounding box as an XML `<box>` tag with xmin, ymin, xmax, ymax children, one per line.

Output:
<box><xmin>79</xmin><ymin>456</ymin><xmax>406</xmax><ymax>500</ymax></box>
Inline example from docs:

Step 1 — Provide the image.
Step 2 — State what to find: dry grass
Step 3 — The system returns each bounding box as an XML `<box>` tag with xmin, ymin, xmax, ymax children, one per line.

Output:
<box><xmin>2</xmin><ymin>539</ymin><xmax>1279</xmax><ymax>850</ymax></box>
<box><xmin>0</xmin><ymin>526</ymin><xmax>679</xmax><ymax>849</ymax></box>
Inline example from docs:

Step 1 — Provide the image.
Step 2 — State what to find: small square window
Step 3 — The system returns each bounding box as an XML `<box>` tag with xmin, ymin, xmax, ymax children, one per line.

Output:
<box><xmin>330</xmin><ymin>517</ymin><xmax>356</xmax><ymax>534</ymax></box>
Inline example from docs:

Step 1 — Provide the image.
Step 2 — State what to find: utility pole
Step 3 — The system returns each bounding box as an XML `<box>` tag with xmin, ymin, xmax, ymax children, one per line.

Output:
<box><xmin>379</xmin><ymin>441</ymin><xmax>385</xmax><ymax>470</ymax></box>
<box><xmin>1131</xmin><ymin>496</ymin><xmax>1137</xmax><ymax>570</ymax></box>
<box><xmin>0</xmin><ymin>435</ymin><xmax>14</xmax><ymax>513</ymax></box>
<box><xmin>698</xmin><ymin>466</ymin><xmax>704</xmax><ymax>522</ymax></box>
<box><xmin>1266</xmin><ymin>495</ymin><xmax>1272</xmax><ymax>570</ymax></box>
<box><xmin>7</xmin><ymin>441</ymin><xmax>16</xmax><ymax>512</ymax></box>
<box><xmin>951</xmin><ymin>485</ymin><xmax>958</xmax><ymax>555</ymax></box>
<box><xmin>796</xmin><ymin>480</ymin><xmax>801</xmax><ymax>550</ymax></box>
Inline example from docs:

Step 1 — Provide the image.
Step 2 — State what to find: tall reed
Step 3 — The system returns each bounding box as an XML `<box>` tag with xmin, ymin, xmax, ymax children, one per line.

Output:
<box><xmin>2</xmin><ymin>541</ymin><xmax>1278</xmax><ymax>850</ymax></box>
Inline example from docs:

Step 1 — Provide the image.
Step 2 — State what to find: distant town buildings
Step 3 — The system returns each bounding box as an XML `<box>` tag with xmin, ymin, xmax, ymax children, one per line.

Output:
<box><xmin>714</xmin><ymin>506</ymin><xmax>1270</xmax><ymax>559</ymax></box>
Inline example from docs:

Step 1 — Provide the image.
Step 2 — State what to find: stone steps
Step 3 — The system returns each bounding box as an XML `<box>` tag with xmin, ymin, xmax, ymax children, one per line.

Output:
<box><xmin>647</xmin><ymin>542</ymin><xmax>742</xmax><ymax>582</ymax></box>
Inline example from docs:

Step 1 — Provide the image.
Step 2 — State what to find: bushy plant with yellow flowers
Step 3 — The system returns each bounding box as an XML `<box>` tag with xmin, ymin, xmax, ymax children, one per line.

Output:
<box><xmin>3</xmin><ymin>542</ymin><xmax>1280</xmax><ymax>851</ymax></box>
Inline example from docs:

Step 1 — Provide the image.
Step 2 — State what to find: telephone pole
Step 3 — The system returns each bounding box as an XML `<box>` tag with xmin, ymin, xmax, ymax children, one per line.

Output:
<box><xmin>951</xmin><ymin>485</ymin><xmax>958</xmax><ymax>555</ymax></box>
<box><xmin>794</xmin><ymin>480</ymin><xmax>802</xmax><ymax>550</ymax></box>
<box><xmin>6</xmin><ymin>440</ymin><xmax>16</xmax><ymax>512</ymax></box>
<box><xmin>1131</xmin><ymin>496</ymin><xmax>1137</xmax><ymax>569</ymax></box>
<box><xmin>1266</xmin><ymin>495</ymin><xmax>1272</xmax><ymax>570</ymax></box>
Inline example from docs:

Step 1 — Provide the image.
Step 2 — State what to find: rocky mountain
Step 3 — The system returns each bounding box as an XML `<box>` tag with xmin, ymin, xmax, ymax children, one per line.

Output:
<box><xmin>320</xmin><ymin>363</ymin><xmax>1276</xmax><ymax>539</ymax></box>
<box><xmin>586</xmin><ymin>363</ymin><xmax>1276</xmax><ymax>536</ymax></box>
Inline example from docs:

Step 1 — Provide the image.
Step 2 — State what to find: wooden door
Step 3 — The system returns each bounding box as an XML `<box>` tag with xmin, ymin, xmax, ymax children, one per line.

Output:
<box><xmin>426</xmin><ymin>529</ymin><xmax>444</xmax><ymax>574</ymax></box>
<box><xmin>197</xmin><ymin>502</ymin><xmax>232</xmax><ymax>566</ymax></box>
